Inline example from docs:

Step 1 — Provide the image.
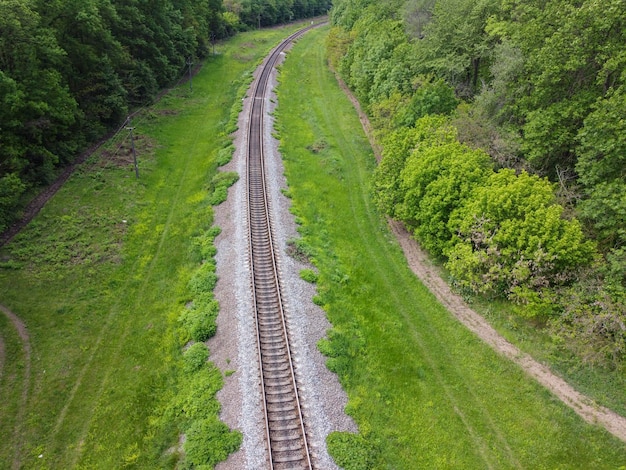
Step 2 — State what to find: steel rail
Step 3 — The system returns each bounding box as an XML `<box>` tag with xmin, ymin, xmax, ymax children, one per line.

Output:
<box><xmin>246</xmin><ymin>24</ymin><xmax>320</xmax><ymax>470</ymax></box>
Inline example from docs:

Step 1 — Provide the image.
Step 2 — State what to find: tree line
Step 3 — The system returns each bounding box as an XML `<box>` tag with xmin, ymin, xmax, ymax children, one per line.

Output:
<box><xmin>328</xmin><ymin>0</ymin><xmax>625</xmax><ymax>368</ymax></box>
<box><xmin>0</xmin><ymin>0</ymin><xmax>330</xmax><ymax>232</ymax></box>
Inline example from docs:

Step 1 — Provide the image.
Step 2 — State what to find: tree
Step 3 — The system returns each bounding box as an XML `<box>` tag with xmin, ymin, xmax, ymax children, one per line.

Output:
<box><xmin>576</xmin><ymin>86</ymin><xmax>626</xmax><ymax>250</ymax></box>
<box><xmin>445</xmin><ymin>169</ymin><xmax>596</xmax><ymax>312</ymax></box>
<box><xmin>372</xmin><ymin>114</ymin><xmax>452</xmax><ymax>219</ymax></box>
<box><xmin>398</xmin><ymin>129</ymin><xmax>492</xmax><ymax>257</ymax></box>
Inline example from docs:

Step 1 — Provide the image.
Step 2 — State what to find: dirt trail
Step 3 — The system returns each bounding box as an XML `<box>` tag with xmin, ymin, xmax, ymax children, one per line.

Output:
<box><xmin>333</xmin><ymin>73</ymin><xmax>626</xmax><ymax>444</ymax></box>
<box><xmin>0</xmin><ymin>304</ymin><xmax>32</xmax><ymax>469</ymax></box>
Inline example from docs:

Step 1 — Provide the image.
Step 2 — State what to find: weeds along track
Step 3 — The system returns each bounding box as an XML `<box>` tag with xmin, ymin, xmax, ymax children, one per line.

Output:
<box><xmin>246</xmin><ymin>24</ymin><xmax>319</xmax><ymax>470</ymax></box>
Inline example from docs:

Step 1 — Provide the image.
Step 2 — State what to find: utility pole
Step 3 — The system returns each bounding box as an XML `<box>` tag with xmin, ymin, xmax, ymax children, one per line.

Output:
<box><xmin>125</xmin><ymin>117</ymin><xmax>139</xmax><ymax>179</ymax></box>
<box><xmin>187</xmin><ymin>57</ymin><xmax>193</xmax><ymax>92</ymax></box>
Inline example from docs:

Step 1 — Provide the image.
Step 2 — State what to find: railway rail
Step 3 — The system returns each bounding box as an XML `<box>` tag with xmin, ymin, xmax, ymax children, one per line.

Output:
<box><xmin>246</xmin><ymin>24</ymin><xmax>320</xmax><ymax>470</ymax></box>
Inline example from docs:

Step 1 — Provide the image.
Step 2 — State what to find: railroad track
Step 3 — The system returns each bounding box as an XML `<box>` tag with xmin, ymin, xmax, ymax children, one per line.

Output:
<box><xmin>246</xmin><ymin>24</ymin><xmax>320</xmax><ymax>470</ymax></box>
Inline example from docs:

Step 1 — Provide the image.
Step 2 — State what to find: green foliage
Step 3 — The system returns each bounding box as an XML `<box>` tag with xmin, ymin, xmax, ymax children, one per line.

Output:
<box><xmin>0</xmin><ymin>173</ymin><xmax>26</xmax><ymax>232</ymax></box>
<box><xmin>397</xmin><ymin>122</ymin><xmax>492</xmax><ymax>256</ymax></box>
<box><xmin>445</xmin><ymin>170</ymin><xmax>596</xmax><ymax>309</ymax></box>
<box><xmin>232</xmin><ymin>0</ymin><xmax>332</xmax><ymax>29</ymax></box>
<box><xmin>188</xmin><ymin>262</ymin><xmax>218</xmax><ymax>295</ymax></box>
<box><xmin>550</xmin><ymin>280</ymin><xmax>626</xmax><ymax>369</ymax></box>
<box><xmin>326</xmin><ymin>432</ymin><xmax>377</xmax><ymax>470</ymax></box>
<box><xmin>394</xmin><ymin>78</ymin><xmax>458</xmax><ymax>128</ymax></box>
<box><xmin>416</xmin><ymin>0</ymin><xmax>500</xmax><ymax>95</ymax></box>
<box><xmin>179</xmin><ymin>299</ymin><xmax>220</xmax><ymax>343</ymax></box>
<box><xmin>576</xmin><ymin>87</ymin><xmax>626</xmax><ymax>249</ymax></box>
<box><xmin>209</xmin><ymin>171</ymin><xmax>239</xmax><ymax>205</ymax></box>
<box><xmin>372</xmin><ymin>114</ymin><xmax>453</xmax><ymax>218</ymax></box>
<box><xmin>299</xmin><ymin>268</ymin><xmax>318</xmax><ymax>283</ymax></box>
<box><xmin>183</xmin><ymin>342</ymin><xmax>210</xmax><ymax>373</ymax></box>
<box><xmin>216</xmin><ymin>145</ymin><xmax>235</xmax><ymax>167</ymax></box>
<box><xmin>182</xmin><ymin>417</ymin><xmax>242</xmax><ymax>469</ymax></box>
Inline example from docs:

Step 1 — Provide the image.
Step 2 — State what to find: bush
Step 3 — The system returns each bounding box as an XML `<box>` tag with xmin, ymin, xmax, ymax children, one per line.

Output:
<box><xmin>445</xmin><ymin>170</ymin><xmax>596</xmax><ymax>310</ymax></box>
<box><xmin>550</xmin><ymin>279</ymin><xmax>626</xmax><ymax>369</ymax></box>
<box><xmin>188</xmin><ymin>262</ymin><xmax>218</xmax><ymax>295</ymax></box>
<box><xmin>397</xmin><ymin>132</ymin><xmax>492</xmax><ymax>256</ymax></box>
<box><xmin>394</xmin><ymin>78</ymin><xmax>459</xmax><ymax>128</ymax></box>
<box><xmin>209</xmin><ymin>171</ymin><xmax>239</xmax><ymax>205</ymax></box>
<box><xmin>326</xmin><ymin>432</ymin><xmax>377</xmax><ymax>470</ymax></box>
<box><xmin>183</xmin><ymin>342</ymin><xmax>209</xmax><ymax>373</ymax></box>
<box><xmin>182</xmin><ymin>417</ymin><xmax>242</xmax><ymax>469</ymax></box>
<box><xmin>299</xmin><ymin>269</ymin><xmax>318</xmax><ymax>283</ymax></box>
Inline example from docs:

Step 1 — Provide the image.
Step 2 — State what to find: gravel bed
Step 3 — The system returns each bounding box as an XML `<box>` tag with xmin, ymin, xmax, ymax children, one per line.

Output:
<box><xmin>210</xmin><ymin>44</ymin><xmax>357</xmax><ymax>470</ymax></box>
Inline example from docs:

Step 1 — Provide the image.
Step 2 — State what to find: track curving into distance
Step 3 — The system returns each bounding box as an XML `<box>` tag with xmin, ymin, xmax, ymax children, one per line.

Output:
<box><xmin>246</xmin><ymin>24</ymin><xmax>320</xmax><ymax>470</ymax></box>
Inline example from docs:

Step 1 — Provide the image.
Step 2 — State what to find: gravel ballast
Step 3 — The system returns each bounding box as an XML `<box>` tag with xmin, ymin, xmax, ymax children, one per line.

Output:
<box><xmin>210</xmin><ymin>41</ymin><xmax>357</xmax><ymax>470</ymax></box>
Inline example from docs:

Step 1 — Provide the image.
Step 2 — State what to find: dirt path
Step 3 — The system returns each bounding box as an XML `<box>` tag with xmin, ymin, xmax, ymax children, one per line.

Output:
<box><xmin>332</xmin><ymin>73</ymin><xmax>626</xmax><ymax>444</ymax></box>
<box><xmin>0</xmin><ymin>304</ymin><xmax>32</xmax><ymax>469</ymax></box>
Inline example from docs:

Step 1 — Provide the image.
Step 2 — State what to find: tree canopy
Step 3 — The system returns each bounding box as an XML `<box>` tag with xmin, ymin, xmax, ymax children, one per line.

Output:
<box><xmin>0</xmin><ymin>0</ymin><xmax>325</xmax><ymax>232</ymax></box>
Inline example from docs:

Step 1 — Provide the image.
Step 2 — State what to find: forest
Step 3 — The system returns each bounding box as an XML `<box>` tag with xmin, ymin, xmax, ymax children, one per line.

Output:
<box><xmin>0</xmin><ymin>0</ymin><xmax>330</xmax><ymax>232</ymax></box>
<box><xmin>328</xmin><ymin>0</ymin><xmax>625</xmax><ymax>368</ymax></box>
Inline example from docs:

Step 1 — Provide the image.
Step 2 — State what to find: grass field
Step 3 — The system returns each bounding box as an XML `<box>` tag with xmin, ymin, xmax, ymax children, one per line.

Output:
<box><xmin>0</xmin><ymin>24</ymin><xmax>305</xmax><ymax>469</ymax></box>
<box><xmin>276</xmin><ymin>26</ymin><xmax>626</xmax><ymax>469</ymax></box>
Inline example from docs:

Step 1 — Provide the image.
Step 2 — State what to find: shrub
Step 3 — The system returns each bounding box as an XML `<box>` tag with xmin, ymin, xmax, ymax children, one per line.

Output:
<box><xmin>550</xmin><ymin>279</ymin><xmax>626</xmax><ymax>369</ymax></box>
<box><xmin>182</xmin><ymin>417</ymin><xmax>242</xmax><ymax>469</ymax></box>
<box><xmin>209</xmin><ymin>171</ymin><xmax>239</xmax><ymax>205</ymax></box>
<box><xmin>299</xmin><ymin>269</ymin><xmax>318</xmax><ymax>283</ymax></box>
<box><xmin>398</xmin><ymin>135</ymin><xmax>492</xmax><ymax>257</ymax></box>
<box><xmin>445</xmin><ymin>170</ymin><xmax>596</xmax><ymax>311</ymax></box>
<box><xmin>179</xmin><ymin>299</ymin><xmax>219</xmax><ymax>343</ymax></box>
<box><xmin>188</xmin><ymin>262</ymin><xmax>218</xmax><ymax>295</ymax></box>
<box><xmin>326</xmin><ymin>432</ymin><xmax>377</xmax><ymax>470</ymax></box>
<box><xmin>373</xmin><ymin>114</ymin><xmax>454</xmax><ymax>219</ymax></box>
<box><xmin>183</xmin><ymin>342</ymin><xmax>209</xmax><ymax>373</ymax></box>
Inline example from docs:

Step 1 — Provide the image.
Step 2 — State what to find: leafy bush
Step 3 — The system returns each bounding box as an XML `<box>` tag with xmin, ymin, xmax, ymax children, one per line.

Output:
<box><xmin>182</xmin><ymin>417</ymin><xmax>242</xmax><ymax>469</ymax></box>
<box><xmin>216</xmin><ymin>145</ymin><xmax>234</xmax><ymax>167</ymax></box>
<box><xmin>209</xmin><ymin>171</ymin><xmax>239</xmax><ymax>205</ymax></box>
<box><xmin>394</xmin><ymin>78</ymin><xmax>459</xmax><ymax>128</ymax></box>
<box><xmin>372</xmin><ymin>115</ymin><xmax>454</xmax><ymax>218</ymax></box>
<box><xmin>0</xmin><ymin>173</ymin><xmax>26</xmax><ymax>232</ymax></box>
<box><xmin>188</xmin><ymin>263</ymin><xmax>218</xmax><ymax>295</ymax></box>
<box><xmin>183</xmin><ymin>343</ymin><xmax>209</xmax><ymax>373</ymax></box>
<box><xmin>397</xmin><ymin>130</ymin><xmax>492</xmax><ymax>257</ymax></box>
<box><xmin>326</xmin><ymin>432</ymin><xmax>377</xmax><ymax>470</ymax></box>
<box><xmin>550</xmin><ymin>279</ymin><xmax>626</xmax><ymax>369</ymax></box>
<box><xmin>445</xmin><ymin>169</ymin><xmax>596</xmax><ymax>311</ymax></box>
<box><xmin>179</xmin><ymin>299</ymin><xmax>220</xmax><ymax>343</ymax></box>
<box><xmin>299</xmin><ymin>269</ymin><xmax>318</xmax><ymax>283</ymax></box>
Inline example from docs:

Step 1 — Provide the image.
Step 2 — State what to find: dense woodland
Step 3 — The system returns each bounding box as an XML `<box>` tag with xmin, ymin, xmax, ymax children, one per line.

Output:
<box><xmin>0</xmin><ymin>0</ymin><xmax>330</xmax><ymax>231</ymax></box>
<box><xmin>328</xmin><ymin>0</ymin><xmax>625</xmax><ymax>368</ymax></box>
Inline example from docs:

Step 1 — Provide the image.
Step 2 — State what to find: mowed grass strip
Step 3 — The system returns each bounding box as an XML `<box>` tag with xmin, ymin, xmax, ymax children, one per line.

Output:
<box><xmin>0</xmin><ymin>24</ymin><xmax>305</xmax><ymax>469</ymax></box>
<box><xmin>276</xmin><ymin>27</ymin><xmax>626</xmax><ymax>469</ymax></box>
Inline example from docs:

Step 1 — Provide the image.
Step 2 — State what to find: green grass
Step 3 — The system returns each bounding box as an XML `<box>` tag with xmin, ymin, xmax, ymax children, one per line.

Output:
<box><xmin>276</xmin><ymin>26</ymin><xmax>626</xmax><ymax>469</ymax></box>
<box><xmin>0</xmin><ymin>23</ymin><xmax>306</xmax><ymax>469</ymax></box>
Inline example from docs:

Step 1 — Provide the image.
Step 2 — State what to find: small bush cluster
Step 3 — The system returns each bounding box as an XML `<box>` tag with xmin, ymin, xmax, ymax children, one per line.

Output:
<box><xmin>208</xmin><ymin>172</ymin><xmax>239</xmax><ymax>206</ymax></box>
<box><xmin>165</xmin><ymin>220</ymin><xmax>241</xmax><ymax>468</ymax></box>
<box><xmin>299</xmin><ymin>268</ymin><xmax>318</xmax><ymax>283</ymax></box>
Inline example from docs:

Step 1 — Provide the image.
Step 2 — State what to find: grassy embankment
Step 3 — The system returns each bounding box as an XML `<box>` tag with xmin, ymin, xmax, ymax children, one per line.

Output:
<box><xmin>0</xmin><ymin>24</ymin><xmax>306</xmax><ymax>469</ymax></box>
<box><xmin>276</xmin><ymin>26</ymin><xmax>626</xmax><ymax>469</ymax></box>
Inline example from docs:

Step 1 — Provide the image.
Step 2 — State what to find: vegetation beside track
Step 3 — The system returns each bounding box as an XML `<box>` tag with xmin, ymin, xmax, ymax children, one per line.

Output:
<box><xmin>276</xmin><ymin>26</ymin><xmax>626</xmax><ymax>469</ymax></box>
<box><xmin>0</xmin><ymin>24</ymin><xmax>305</xmax><ymax>469</ymax></box>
